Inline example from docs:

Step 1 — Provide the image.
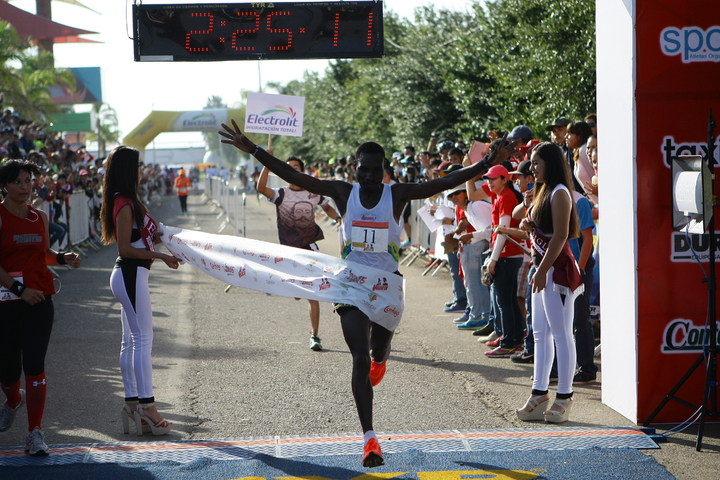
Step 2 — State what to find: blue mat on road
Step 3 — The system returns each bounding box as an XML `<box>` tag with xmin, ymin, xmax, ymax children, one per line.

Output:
<box><xmin>0</xmin><ymin>449</ymin><xmax>675</xmax><ymax>480</ymax></box>
<box><xmin>0</xmin><ymin>428</ymin><xmax>675</xmax><ymax>479</ymax></box>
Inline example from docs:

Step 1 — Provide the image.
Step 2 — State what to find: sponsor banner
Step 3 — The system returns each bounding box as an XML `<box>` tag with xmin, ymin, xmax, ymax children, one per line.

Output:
<box><xmin>670</xmin><ymin>230</ymin><xmax>720</xmax><ymax>262</ymax></box>
<box><xmin>159</xmin><ymin>224</ymin><xmax>405</xmax><ymax>331</ymax></box>
<box><xmin>636</xmin><ymin>0</ymin><xmax>720</xmax><ymax>423</ymax></box>
<box><xmin>171</xmin><ymin>109</ymin><xmax>228</xmax><ymax>132</ymax></box>
<box><xmin>662</xmin><ymin>319</ymin><xmax>720</xmax><ymax>353</ymax></box>
<box><xmin>245</xmin><ymin>92</ymin><xmax>305</xmax><ymax>137</ymax></box>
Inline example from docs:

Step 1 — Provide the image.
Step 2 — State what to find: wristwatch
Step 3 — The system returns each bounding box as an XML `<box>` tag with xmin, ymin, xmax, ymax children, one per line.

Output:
<box><xmin>16</xmin><ymin>284</ymin><xmax>26</xmax><ymax>296</ymax></box>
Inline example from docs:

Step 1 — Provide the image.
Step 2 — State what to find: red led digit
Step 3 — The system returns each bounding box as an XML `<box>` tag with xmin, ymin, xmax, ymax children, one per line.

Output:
<box><xmin>267</xmin><ymin>11</ymin><xmax>293</xmax><ymax>51</ymax></box>
<box><xmin>232</xmin><ymin>11</ymin><xmax>259</xmax><ymax>51</ymax></box>
<box><xmin>367</xmin><ymin>12</ymin><xmax>373</xmax><ymax>46</ymax></box>
<box><xmin>185</xmin><ymin>12</ymin><xmax>213</xmax><ymax>52</ymax></box>
<box><xmin>333</xmin><ymin>13</ymin><xmax>340</xmax><ymax>47</ymax></box>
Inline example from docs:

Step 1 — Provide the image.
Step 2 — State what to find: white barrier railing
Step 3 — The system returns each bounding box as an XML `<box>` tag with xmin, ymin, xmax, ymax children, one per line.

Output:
<box><xmin>67</xmin><ymin>191</ymin><xmax>91</xmax><ymax>247</ymax></box>
<box><xmin>204</xmin><ymin>176</ymin><xmax>246</xmax><ymax>237</ymax></box>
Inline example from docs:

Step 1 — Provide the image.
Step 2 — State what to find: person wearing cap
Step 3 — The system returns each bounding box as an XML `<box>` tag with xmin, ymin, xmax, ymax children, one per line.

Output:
<box><xmin>545</xmin><ymin>117</ymin><xmax>571</xmax><ymax>147</ymax></box>
<box><xmin>174</xmin><ymin>169</ymin><xmax>193</xmax><ymax>216</ymax></box>
<box><xmin>446</xmin><ymin>183</ymin><xmax>493</xmax><ymax>331</ymax></box>
<box><xmin>221</xmin><ymin>119</ymin><xmax>518</xmax><ymax>468</ymax></box>
<box><xmin>505</xmin><ymin>160</ymin><xmax>536</xmax><ymax>363</ymax></box>
<box><xmin>508</xmin><ymin>126</ymin><xmax>534</xmax><ymax>146</ymax></box>
<box><xmin>466</xmin><ymin>163</ymin><xmax>526</xmax><ymax>358</ymax></box>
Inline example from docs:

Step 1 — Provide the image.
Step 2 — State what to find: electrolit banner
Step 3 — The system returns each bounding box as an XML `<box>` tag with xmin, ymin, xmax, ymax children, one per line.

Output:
<box><xmin>244</xmin><ymin>92</ymin><xmax>305</xmax><ymax>137</ymax></box>
<box><xmin>171</xmin><ymin>109</ymin><xmax>229</xmax><ymax>132</ymax></box>
<box><xmin>635</xmin><ymin>0</ymin><xmax>720</xmax><ymax>423</ymax></box>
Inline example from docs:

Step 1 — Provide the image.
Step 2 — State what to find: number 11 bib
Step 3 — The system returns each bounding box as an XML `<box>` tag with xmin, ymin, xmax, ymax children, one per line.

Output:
<box><xmin>351</xmin><ymin>220</ymin><xmax>389</xmax><ymax>253</ymax></box>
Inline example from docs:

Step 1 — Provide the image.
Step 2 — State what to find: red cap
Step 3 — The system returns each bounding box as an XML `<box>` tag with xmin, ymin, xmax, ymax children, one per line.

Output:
<box><xmin>482</xmin><ymin>164</ymin><xmax>509</xmax><ymax>179</ymax></box>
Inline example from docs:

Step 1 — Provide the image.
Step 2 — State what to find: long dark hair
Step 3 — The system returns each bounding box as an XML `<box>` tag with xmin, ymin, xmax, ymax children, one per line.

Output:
<box><xmin>530</xmin><ymin>142</ymin><xmax>579</xmax><ymax>239</ymax></box>
<box><xmin>568</xmin><ymin>121</ymin><xmax>593</xmax><ymax>164</ymax></box>
<box><xmin>100</xmin><ymin>146</ymin><xmax>147</xmax><ymax>245</ymax></box>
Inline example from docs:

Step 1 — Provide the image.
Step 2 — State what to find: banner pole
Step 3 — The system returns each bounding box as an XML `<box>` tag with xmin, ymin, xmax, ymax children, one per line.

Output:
<box><xmin>268</xmin><ymin>134</ymin><xmax>273</xmax><ymax>152</ymax></box>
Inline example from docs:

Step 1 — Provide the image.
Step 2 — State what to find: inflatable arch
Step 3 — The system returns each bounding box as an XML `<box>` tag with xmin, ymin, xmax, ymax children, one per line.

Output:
<box><xmin>122</xmin><ymin>108</ymin><xmax>245</xmax><ymax>152</ymax></box>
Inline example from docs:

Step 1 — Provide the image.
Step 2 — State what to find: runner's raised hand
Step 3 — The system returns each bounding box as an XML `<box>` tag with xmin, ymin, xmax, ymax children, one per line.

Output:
<box><xmin>219</xmin><ymin>119</ymin><xmax>255</xmax><ymax>154</ymax></box>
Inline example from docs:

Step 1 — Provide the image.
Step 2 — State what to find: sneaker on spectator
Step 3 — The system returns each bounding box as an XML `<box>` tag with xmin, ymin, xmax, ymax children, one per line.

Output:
<box><xmin>445</xmin><ymin>300</ymin><xmax>456</xmax><ymax>307</ymax></box>
<box><xmin>511</xmin><ymin>349</ymin><xmax>534</xmax><ymax>364</ymax></box>
<box><xmin>484</xmin><ymin>346</ymin><xmax>518</xmax><ymax>358</ymax></box>
<box><xmin>444</xmin><ymin>303</ymin><xmax>466</xmax><ymax>313</ymax></box>
<box><xmin>472</xmin><ymin>323</ymin><xmax>494</xmax><ymax>336</ymax></box>
<box><xmin>457</xmin><ymin>319</ymin><xmax>490</xmax><ymax>330</ymax></box>
<box><xmin>400</xmin><ymin>239</ymin><xmax>411</xmax><ymax>248</ymax></box>
<box><xmin>453</xmin><ymin>313</ymin><xmax>469</xmax><ymax>324</ymax></box>
<box><xmin>0</xmin><ymin>389</ymin><xmax>25</xmax><ymax>432</ymax></box>
<box><xmin>573</xmin><ymin>372</ymin><xmax>597</xmax><ymax>384</ymax></box>
<box><xmin>486</xmin><ymin>335</ymin><xmax>505</xmax><ymax>348</ymax></box>
<box><xmin>25</xmin><ymin>427</ymin><xmax>49</xmax><ymax>456</ymax></box>
<box><xmin>477</xmin><ymin>331</ymin><xmax>500</xmax><ymax>343</ymax></box>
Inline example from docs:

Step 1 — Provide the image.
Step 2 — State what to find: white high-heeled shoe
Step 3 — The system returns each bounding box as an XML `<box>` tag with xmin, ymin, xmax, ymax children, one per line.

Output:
<box><xmin>544</xmin><ymin>396</ymin><xmax>573</xmax><ymax>423</ymax></box>
<box><xmin>516</xmin><ymin>394</ymin><xmax>550</xmax><ymax>421</ymax></box>
<box><xmin>121</xmin><ymin>402</ymin><xmax>143</xmax><ymax>435</ymax></box>
<box><xmin>136</xmin><ymin>403</ymin><xmax>172</xmax><ymax>436</ymax></box>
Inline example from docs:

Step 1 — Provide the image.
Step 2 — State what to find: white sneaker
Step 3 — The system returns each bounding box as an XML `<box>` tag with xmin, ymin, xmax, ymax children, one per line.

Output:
<box><xmin>477</xmin><ymin>331</ymin><xmax>500</xmax><ymax>343</ymax></box>
<box><xmin>0</xmin><ymin>389</ymin><xmax>25</xmax><ymax>432</ymax></box>
<box><xmin>25</xmin><ymin>427</ymin><xmax>49</xmax><ymax>456</ymax></box>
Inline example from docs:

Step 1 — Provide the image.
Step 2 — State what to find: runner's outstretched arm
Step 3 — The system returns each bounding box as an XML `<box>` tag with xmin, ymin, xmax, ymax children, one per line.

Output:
<box><xmin>393</xmin><ymin>134</ymin><xmax>520</xmax><ymax>204</ymax></box>
<box><xmin>220</xmin><ymin>120</ymin><xmax>352</xmax><ymax>213</ymax></box>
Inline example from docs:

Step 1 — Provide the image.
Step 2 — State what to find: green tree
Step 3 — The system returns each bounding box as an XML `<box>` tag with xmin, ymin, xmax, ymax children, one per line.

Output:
<box><xmin>266</xmin><ymin>0</ymin><xmax>596</xmax><ymax>159</ymax></box>
<box><xmin>86</xmin><ymin>103</ymin><xmax>120</xmax><ymax>157</ymax></box>
<box><xmin>0</xmin><ymin>21</ymin><xmax>75</xmax><ymax>122</ymax></box>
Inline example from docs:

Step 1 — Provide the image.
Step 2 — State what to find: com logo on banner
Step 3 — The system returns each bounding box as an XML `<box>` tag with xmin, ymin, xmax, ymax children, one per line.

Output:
<box><xmin>660</xmin><ymin>26</ymin><xmax>720</xmax><ymax>63</ymax></box>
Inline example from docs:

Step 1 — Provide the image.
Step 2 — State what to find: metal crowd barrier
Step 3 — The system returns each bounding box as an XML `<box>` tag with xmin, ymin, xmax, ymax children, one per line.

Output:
<box><xmin>204</xmin><ymin>176</ymin><xmax>246</xmax><ymax>237</ymax></box>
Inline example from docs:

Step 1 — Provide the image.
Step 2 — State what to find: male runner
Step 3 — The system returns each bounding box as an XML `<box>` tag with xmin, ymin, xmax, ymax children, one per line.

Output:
<box><xmin>220</xmin><ymin>119</ymin><xmax>516</xmax><ymax>467</ymax></box>
<box><xmin>256</xmin><ymin>156</ymin><xmax>341</xmax><ymax>351</ymax></box>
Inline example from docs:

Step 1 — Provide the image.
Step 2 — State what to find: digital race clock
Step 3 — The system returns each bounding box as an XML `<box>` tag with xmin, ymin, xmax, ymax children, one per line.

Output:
<box><xmin>133</xmin><ymin>2</ymin><xmax>384</xmax><ymax>62</ymax></box>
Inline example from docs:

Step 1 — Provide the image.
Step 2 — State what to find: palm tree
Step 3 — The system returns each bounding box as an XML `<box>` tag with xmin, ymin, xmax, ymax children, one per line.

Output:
<box><xmin>86</xmin><ymin>103</ymin><xmax>120</xmax><ymax>157</ymax></box>
<box><xmin>0</xmin><ymin>21</ymin><xmax>74</xmax><ymax>122</ymax></box>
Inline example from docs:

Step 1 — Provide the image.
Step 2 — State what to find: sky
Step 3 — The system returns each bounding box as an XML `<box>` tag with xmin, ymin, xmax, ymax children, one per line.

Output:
<box><xmin>9</xmin><ymin>0</ymin><xmax>479</xmax><ymax>150</ymax></box>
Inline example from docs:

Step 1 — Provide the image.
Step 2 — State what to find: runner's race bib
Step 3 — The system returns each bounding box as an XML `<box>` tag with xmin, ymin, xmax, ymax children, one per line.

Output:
<box><xmin>0</xmin><ymin>273</ymin><xmax>23</xmax><ymax>302</ymax></box>
<box><xmin>351</xmin><ymin>220</ymin><xmax>389</xmax><ymax>253</ymax></box>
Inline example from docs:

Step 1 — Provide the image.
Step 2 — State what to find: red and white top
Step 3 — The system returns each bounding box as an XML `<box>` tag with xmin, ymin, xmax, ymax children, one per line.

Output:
<box><xmin>481</xmin><ymin>183</ymin><xmax>524</xmax><ymax>258</ymax></box>
<box><xmin>113</xmin><ymin>194</ymin><xmax>158</xmax><ymax>254</ymax></box>
<box><xmin>0</xmin><ymin>203</ymin><xmax>55</xmax><ymax>299</ymax></box>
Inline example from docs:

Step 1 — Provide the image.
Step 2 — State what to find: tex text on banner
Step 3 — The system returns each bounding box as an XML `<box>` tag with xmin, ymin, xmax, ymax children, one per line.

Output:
<box><xmin>160</xmin><ymin>224</ymin><xmax>405</xmax><ymax>331</ymax></box>
<box><xmin>245</xmin><ymin>92</ymin><xmax>305</xmax><ymax>137</ymax></box>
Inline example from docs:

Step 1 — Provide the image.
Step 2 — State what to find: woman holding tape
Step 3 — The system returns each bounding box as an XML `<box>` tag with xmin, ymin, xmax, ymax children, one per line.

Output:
<box><xmin>0</xmin><ymin>160</ymin><xmax>81</xmax><ymax>456</ymax></box>
<box><xmin>100</xmin><ymin>146</ymin><xmax>180</xmax><ymax>436</ymax></box>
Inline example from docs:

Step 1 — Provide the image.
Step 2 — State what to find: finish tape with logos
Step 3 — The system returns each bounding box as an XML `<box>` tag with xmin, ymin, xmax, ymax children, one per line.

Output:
<box><xmin>133</xmin><ymin>2</ymin><xmax>384</xmax><ymax>62</ymax></box>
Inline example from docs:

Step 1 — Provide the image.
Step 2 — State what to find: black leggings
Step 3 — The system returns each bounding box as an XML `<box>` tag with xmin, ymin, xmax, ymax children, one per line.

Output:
<box><xmin>179</xmin><ymin>195</ymin><xmax>188</xmax><ymax>213</ymax></box>
<box><xmin>338</xmin><ymin>307</ymin><xmax>393</xmax><ymax>433</ymax></box>
<box><xmin>0</xmin><ymin>297</ymin><xmax>54</xmax><ymax>385</ymax></box>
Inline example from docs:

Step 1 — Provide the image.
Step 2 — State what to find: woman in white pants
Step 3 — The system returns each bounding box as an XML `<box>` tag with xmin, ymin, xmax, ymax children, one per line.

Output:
<box><xmin>100</xmin><ymin>146</ymin><xmax>180</xmax><ymax>435</ymax></box>
<box><xmin>515</xmin><ymin>142</ymin><xmax>584</xmax><ymax>423</ymax></box>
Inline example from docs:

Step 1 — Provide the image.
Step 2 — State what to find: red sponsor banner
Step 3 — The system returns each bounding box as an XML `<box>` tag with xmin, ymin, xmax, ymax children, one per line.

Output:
<box><xmin>636</xmin><ymin>0</ymin><xmax>720</xmax><ymax>423</ymax></box>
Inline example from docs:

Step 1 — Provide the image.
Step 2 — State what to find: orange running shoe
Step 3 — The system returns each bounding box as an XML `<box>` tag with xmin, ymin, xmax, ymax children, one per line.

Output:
<box><xmin>362</xmin><ymin>437</ymin><xmax>384</xmax><ymax>468</ymax></box>
<box><xmin>369</xmin><ymin>359</ymin><xmax>386</xmax><ymax>387</ymax></box>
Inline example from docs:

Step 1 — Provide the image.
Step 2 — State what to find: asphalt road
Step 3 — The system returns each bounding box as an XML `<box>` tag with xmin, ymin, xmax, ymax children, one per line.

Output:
<box><xmin>1</xmin><ymin>185</ymin><xmax>718</xmax><ymax>479</ymax></box>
